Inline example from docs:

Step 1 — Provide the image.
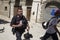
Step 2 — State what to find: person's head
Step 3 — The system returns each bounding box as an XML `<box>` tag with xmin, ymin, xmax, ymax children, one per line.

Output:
<box><xmin>17</xmin><ymin>6</ymin><xmax>23</xmax><ymax>16</ymax></box>
<box><xmin>54</xmin><ymin>9</ymin><xmax>60</xmax><ymax>17</ymax></box>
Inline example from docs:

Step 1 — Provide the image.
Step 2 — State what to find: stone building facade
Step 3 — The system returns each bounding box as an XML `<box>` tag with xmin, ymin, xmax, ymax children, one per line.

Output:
<box><xmin>9</xmin><ymin>0</ymin><xmax>33</xmax><ymax>20</ymax></box>
<box><xmin>30</xmin><ymin>0</ymin><xmax>60</xmax><ymax>23</ymax></box>
<box><xmin>0</xmin><ymin>0</ymin><xmax>33</xmax><ymax>21</ymax></box>
<box><xmin>0</xmin><ymin>0</ymin><xmax>10</xmax><ymax>17</ymax></box>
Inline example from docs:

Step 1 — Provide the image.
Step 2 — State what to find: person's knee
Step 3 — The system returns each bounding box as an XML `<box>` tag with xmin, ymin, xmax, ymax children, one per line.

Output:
<box><xmin>16</xmin><ymin>32</ymin><xmax>23</xmax><ymax>40</ymax></box>
<box><xmin>16</xmin><ymin>36</ymin><xmax>21</xmax><ymax>40</ymax></box>
<box><xmin>16</xmin><ymin>34</ymin><xmax>21</xmax><ymax>37</ymax></box>
<box><xmin>53</xmin><ymin>38</ymin><xmax>58</xmax><ymax>40</ymax></box>
<box><xmin>16</xmin><ymin>38</ymin><xmax>22</xmax><ymax>40</ymax></box>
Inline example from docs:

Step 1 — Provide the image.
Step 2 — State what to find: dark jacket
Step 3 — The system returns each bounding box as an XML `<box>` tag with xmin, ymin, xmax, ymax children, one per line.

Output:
<box><xmin>10</xmin><ymin>15</ymin><xmax>28</xmax><ymax>32</ymax></box>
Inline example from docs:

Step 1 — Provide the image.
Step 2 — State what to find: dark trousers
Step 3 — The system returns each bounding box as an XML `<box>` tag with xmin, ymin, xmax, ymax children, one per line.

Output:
<box><xmin>16</xmin><ymin>31</ymin><xmax>24</xmax><ymax>40</ymax></box>
<box><xmin>43</xmin><ymin>32</ymin><xmax>58</xmax><ymax>40</ymax></box>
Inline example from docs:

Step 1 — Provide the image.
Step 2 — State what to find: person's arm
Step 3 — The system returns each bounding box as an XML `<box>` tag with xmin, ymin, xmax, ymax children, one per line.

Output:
<box><xmin>10</xmin><ymin>16</ymin><xmax>22</xmax><ymax>28</ymax></box>
<box><xmin>11</xmin><ymin>21</ymin><xmax>23</xmax><ymax>28</ymax></box>
<box><xmin>10</xmin><ymin>16</ymin><xmax>16</xmax><ymax>28</ymax></box>
<box><xmin>23</xmin><ymin>15</ymin><xmax>30</xmax><ymax>31</ymax></box>
<box><xmin>12</xmin><ymin>24</ymin><xmax>22</xmax><ymax>28</ymax></box>
<box><xmin>26</xmin><ymin>24</ymin><xmax>30</xmax><ymax>32</ymax></box>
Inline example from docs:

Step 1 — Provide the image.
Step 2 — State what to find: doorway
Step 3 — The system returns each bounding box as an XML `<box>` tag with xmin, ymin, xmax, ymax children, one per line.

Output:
<box><xmin>27</xmin><ymin>7</ymin><xmax>31</xmax><ymax>21</ymax></box>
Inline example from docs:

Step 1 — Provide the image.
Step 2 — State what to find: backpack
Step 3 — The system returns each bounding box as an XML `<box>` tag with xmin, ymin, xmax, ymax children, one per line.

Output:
<box><xmin>24</xmin><ymin>32</ymin><xmax>33</xmax><ymax>39</ymax></box>
<box><xmin>42</xmin><ymin>17</ymin><xmax>56</xmax><ymax>29</ymax></box>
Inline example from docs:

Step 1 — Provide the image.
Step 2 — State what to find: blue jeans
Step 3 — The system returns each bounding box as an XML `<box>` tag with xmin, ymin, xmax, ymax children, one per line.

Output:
<box><xmin>16</xmin><ymin>31</ymin><xmax>24</xmax><ymax>40</ymax></box>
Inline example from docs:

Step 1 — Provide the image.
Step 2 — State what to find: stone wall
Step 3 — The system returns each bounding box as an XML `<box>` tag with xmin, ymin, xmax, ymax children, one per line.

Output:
<box><xmin>0</xmin><ymin>1</ymin><xmax>9</xmax><ymax>17</ymax></box>
<box><xmin>31</xmin><ymin>0</ymin><xmax>60</xmax><ymax>23</ymax></box>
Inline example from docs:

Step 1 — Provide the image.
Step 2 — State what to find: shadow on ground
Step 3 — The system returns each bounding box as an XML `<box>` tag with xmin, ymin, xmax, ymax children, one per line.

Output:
<box><xmin>0</xmin><ymin>19</ymin><xmax>10</xmax><ymax>24</ymax></box>
<box><xmin>0</xmin><ymin>19</ymin><xmax>10</xmax><ymax>33</ymax></box>
<box><xmin>23</xmin><ymin>39</ymin><xmax>30</xmax><ymax>40</ymax></box>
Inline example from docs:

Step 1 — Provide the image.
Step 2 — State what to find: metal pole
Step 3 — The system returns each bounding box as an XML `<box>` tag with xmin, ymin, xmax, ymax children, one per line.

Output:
<box><xmin>9</xmin><ymin>0</ymin><xmax>11</xmax><ymax>18</ymax></box>
<box><xmin>36</xmin><ymin>3</ymin><xmax>39</xmax><ymax>22</ymax></box>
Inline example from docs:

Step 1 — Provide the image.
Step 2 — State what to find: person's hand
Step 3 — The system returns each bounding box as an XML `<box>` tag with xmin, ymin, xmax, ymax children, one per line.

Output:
<box><xmin>17</xmin><ymin>24</ymin><xmax>22</xmax><ymax>27</ymax></box>
<box><xmin>27</xmin><ymin>29</ymin><xmax>29</xmax><ymax>31</ymax></box>
<box><xmin>17</xmin><ymin>21</ymin><xmax>23</xmax><ymax>27</ymax></box>
<box><xmin>12</xmin><ymin>25</ymin><xmax>18</xmax><ymax>28</ymax></box>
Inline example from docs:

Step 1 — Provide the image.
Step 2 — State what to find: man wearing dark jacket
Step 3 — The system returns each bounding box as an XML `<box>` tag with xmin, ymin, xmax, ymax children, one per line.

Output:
<box><xmin>10</xmin><ymin>7</ymin><xmax>30</xmax><ymax>40</ymax></box>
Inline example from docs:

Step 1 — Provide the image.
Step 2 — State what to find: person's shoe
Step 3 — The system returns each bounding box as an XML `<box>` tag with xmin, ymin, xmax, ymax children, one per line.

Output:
<box><xmin>40</xmin><ymin>37</ymin><xmax>44</xmax><ymax>40</ymax></box>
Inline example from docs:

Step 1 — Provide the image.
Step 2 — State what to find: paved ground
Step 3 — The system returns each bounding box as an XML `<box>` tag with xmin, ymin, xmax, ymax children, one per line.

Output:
<box><xmin>0</xmin><ymin>22</ymin><xmax>60</xmax><ymax>40</ymax></box>
<box><xmin>0</xmin><ymin>22</ymin><xmax>45</xmax><ymax>40</ymax></box>
<box><xmin>0</xmin><ymin>15</ymin><xmax>60</xmax><ymax>40</ymax></box>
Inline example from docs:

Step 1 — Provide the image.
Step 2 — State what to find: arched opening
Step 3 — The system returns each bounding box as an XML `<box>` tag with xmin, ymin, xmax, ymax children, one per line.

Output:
<box><xmin>40</xmin><ymin>1</ymin><xmax>60</xmax><ymax>22</ymax></box>
<box><xmin>45</xmin><ymin>1</ymin><xmax>60</xmax><ymax>9</ymax></box>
